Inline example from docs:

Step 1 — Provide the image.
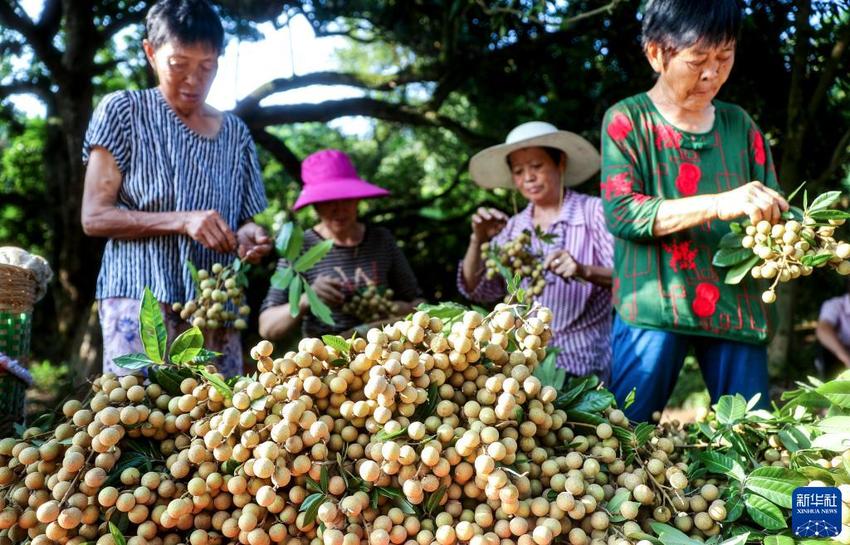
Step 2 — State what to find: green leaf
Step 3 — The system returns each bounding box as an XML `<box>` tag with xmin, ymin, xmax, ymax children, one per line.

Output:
<box><xmin>718</xmin><ymin>232</ymin><xmax>745</xmax><ymax>249</ymax></box>
<box><xmin>109</xmin><ymin>521</ymin><xmax>127</xmax><ymax>545</ymax></box>
<box><xmin>634</xmin><ymin>422</ymin><xmax>655</xmax><ymax>445</ymax></box>
<box><xmin>572</xmin><ymin>390</ymin><xmax>616</xmax><ymax>413</ymax></box>
<box><xmin>271</xmin><ymin>267</ymin><xmax>295</xmax><ymax>290</ymax></box>
<box><xmin>186</xmin><ymin>260</ymin><xmax>200</xmax><ymax>290</ymax></box>
<box><xmin>745</xmin><ymin>467</ymin><xmax>806</xmax><ymax>508</ymax></box>
<box><xmin>701</xmin><ymin>451</ymin><xmax>746</xmax><ymax>482</ymax></box>
<box><xmin>192</xmin><ymin>348</ymin><xmax>221</xmax><ymax>364</ymax></box>
<box><xmin>139</xmin><ymin>287</ymin><xmax>167</xmax><ymax>363</ymax></box>
<box><xmin>718</xmin><ymin>534</ymin><xmax>749</xmax><ymax>545</ymax></box>
<box><xmin>112</xmin><ymin>353</ymin><xmax>155</xmax><ymax>370</ymax></box>
<box><xmin>412</xmin><ymin>383</ymin><xmax>439</xmax><ymax>422</ymax></box>
<box><xmin>724</xmin><ymin>254</ymin><xmax>760</xmax><ymax>285</ymax></box>
<box><xmin>322</xmin><ymin>335</ymin><xmax>350</xmax><ymax>355</ymax></box>
<box><xmin>375</xmin><ymin>427</ymin><xmax>408</xmax><ymax>442</ymax></box>
<box><xmin>778</xmin><ymin>426</ymin><xmax>812</xmax><ymax>452</ymax></box>
<box><xmin>729</xmin><ymin>222</ymin><xmax>743</xmax><ymax>234</ymax></box>
<box><xmin>169</xmin><ymin>327</ymin><xmax>204</xmax><ymax>364</ymax></box>
<box><xmin>649</xmin><ymin>522</ymin><xmax>703</xmax><ymax>545</ymax></box>
<box><xmin>812</xmin><ymin>432</ymin><xmax>850</xmax><ymax>451</ymax></box>
<box><xmin>251</xmin><ymin>396</ymin><xmax>269</xmax><ymax>411</ymax></box>
<box><xmin>715</xmin><ymin>394</ymin><xmax>748</xmax><ymax>424</ymax></box>
<box><xmin>816</xmin><ymin>381</ymin><xmax>850</xmax><ymax>408</ymax></box>
<box><xmin>713</xmin><ymin>247</ymin><xmax>754</xmax><ymax>267</ymax></box>
<box><xmin>604</xmin><ymin>488</ymin><xmax>631</xmax><ymax>515</ymax></box>
<box><xmin>320</xmin><ymin>465</ymin><xmax>329</xmax><ymax>494</ymax></box>
<box><xmin>276</xmin><ymin>222</ymin><xmax>305</xmax><ymax>261</ymax></box>
<box><xmin>566</xmin><ymin>410</ymin><xmax>606</xmax><ymax>426</ymax></box>
<box><xmin>294</xmin><ymin>239</ymin><xmax>334</xmax><ymax>273</ymax></box>
<box><xmin>416</xmin><ymin>302</ymin><xmax>467</xmax><ymax>321</ymax></box>
<box><xmin>305</xmin><ymin>476</ymin><xmax>321</xmax><ymax>493</ymax></box>
<box><xmin>397</xmin><ymin>498</ymin><xmax>418</xmax><ymax>515</ymax></box>
<box><xmin>780</xmin><ymin>206</ymin><xmax>805</xmax><ymax>221</ymax></box>
<box><xmin>724</xmin><ymin>492</ymin><xmax>744</xmax><ymax>522</ymax></box>
<box><xmin>744</xmin><ymin>493</ymin><xmax>786</xmax><ymax>530</ymax></box>
<box><xmin>801</xmin><ymin>253</ymin><xmax>833</xmax><ymax>267</ymax></box>
<box><xmin>507</xmin><ymin>271</ymin><xmax>522</xmax><ymax>294</ymax></box>
<box><xmin>198</xmin><ymin>369</ymin><xmax>232</xmax><ymax>399</ymax></box>
<box><xmin>816</xmin><ymin>416</ymin><xmax>850</xmax><ymax>434</ymax></box>
<box><xmin>300</xmin><ymin>493</ymin><xmax>326</xmax><ymax>526</ymax></box>
<box><xmin>787</xmin><ymin>181</ymin><xmax>807</xmax><ymax>203</ymax></box>
<box><xmin>809</xmin><ymin>209</ymin><xmax>850</xmax><ymax>220</ymax></box>
<box><xmin>425</xmin><ymin>485</ymin><xmax>446</xmax><ymax>514</ymax></box>
<box><xmin>221</xmin><ymin>459</ymin><xmax>240</xmax><ymax>475</ymax></box>
<box><xmin>763</xmin><ymin>537</ymin><xmax>794</xmax><ymax>545</ymax></box>
<box><xmin>305</xmin><ymin>282</ymin><xmax>335</xmax><ymax>326</ymax></box>
<box><xmin>289</xmin><ymin>275</ymin><xmax>303</xmax><ymax>318</ymax></box>
<box><xmin>623</xmin><ymin>387</ymin><xmax>636</xmax><ymax>410</ymax></box>
<box><xmin>808</xmin><ymin>191</ymin><xmax>842</xmax><ymax>212</ymax></box>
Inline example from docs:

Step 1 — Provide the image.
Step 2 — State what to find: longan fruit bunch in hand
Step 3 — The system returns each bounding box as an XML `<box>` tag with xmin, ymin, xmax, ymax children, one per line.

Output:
<box><xmin>342</xmin><ymin>284</ymin><xmax>399</xmax><ymax>323</ymax></box>
<box><xmin>481</xmin><ymin>229</ymin><xmax>546</xmax><ymax>301</ymax></box>
<box><xmin>173</xmin><ymin>261</ymin><xmax>250</xmax><ymax>330</ymax></box>
<box><xmin>742</xmin><ymin>216</ymin><xmax>850</xmax><ymax>304</ymax></box>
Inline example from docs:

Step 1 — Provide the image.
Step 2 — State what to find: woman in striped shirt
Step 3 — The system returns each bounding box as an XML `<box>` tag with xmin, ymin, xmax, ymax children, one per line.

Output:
<box><xmin>459</xmin><ymin>122</ymin><xmax>615</xmax><ymax>381</ymax></box>
<box><xmin>259</xmin><ymin>149</ymin><xmax>422</xmax><ymax>340</ymax></box>
<box><xmin>81</xmin><ymin>0</ymin><xmax>270</xmax><ymax>376</ymax></box>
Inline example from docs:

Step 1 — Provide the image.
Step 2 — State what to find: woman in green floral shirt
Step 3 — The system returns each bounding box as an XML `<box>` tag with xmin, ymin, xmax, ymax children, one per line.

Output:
<box><xmin>602</xmin><ymin>0</ymin><xmax>788</xmax><ymax>421</ymax></box>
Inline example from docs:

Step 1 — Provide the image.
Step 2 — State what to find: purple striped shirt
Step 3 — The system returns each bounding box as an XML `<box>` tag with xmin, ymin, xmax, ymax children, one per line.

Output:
<box><xmin>458</xmin><ymin>191</ymin><xmax>614</xmax><ymax>379</ymax></box>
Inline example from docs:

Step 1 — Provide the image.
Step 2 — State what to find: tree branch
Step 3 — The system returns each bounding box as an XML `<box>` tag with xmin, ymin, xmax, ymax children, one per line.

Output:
<box><xmin>313</xmin><ymin>28</ymin><xmax>377</xmax><ymax>44</ymax></box>
<box><xmin>98</xmin><ymin>8</ymin><xmax>148</xmax><ymax>45</ymax></box>
<box><xmin>239</xmin><ymin>97</ymin><xmax>491</xmax><ymax>148</ymax></box>
<box><xmin>0</xmin><ymin>78</ymin><xmax>53</xmax><ymax>103</ymax></box>
<box><xmin>814</xmin><ymin>126</ymin><xmax>850</xmax><ymax>186</ymax></box>
<box><xmin>807</xmin><ymin>19</ymin><xmax>850</xmax><ymax>119</ymax></box>
<box><xmin>249</xmin><ymin>128</ymin><xmax>303</xmax><ymax>184</ymax></box>
<box><xmin>37</xmin><ymin>0</ymin><xmax>62</xmax><ymax>36</ymax></box>
<box><xmin>474</xmin><ymin>0</ymin><xmax>625</xmax><ymax>28</ymax></box>
<box><xmin>234</xmin><ymin>70</ymin><xmax>436</xmax><ymax>114</ymax></box>
<box><xmin>0</xmin><ymin>1</ymin><xmax>63</xmax><ymax>75</ymax></box>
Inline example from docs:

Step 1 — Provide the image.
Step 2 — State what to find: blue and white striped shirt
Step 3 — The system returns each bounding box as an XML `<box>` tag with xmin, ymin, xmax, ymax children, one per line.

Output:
<box><xmin>83</xmin><ymin>88</ymin><xmax>268</xmax><ymax>304</ymax></box>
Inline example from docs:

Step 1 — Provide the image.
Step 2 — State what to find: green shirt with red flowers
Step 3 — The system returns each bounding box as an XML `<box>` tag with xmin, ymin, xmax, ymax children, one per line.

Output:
<box><xmin>601</xmin><ymin>92</ymin><xmax>779</xmax><ymax>344</ymax></box>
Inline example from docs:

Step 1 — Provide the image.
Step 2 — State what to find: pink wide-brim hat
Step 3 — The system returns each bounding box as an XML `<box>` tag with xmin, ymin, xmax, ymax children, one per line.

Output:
<box><xmin>293</xmin><ymin>149</ymin><xmax>390</xmax><ymax>211</ymax></box>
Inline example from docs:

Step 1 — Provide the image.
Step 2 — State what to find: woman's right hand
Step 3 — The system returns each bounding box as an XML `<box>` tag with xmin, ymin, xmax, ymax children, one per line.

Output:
<box><xmin>184</xmin><ymin>210</ymin><xmax>238</xmax><ymax>253</ymax></box>
<box><xmin>311</xmin><ymin>274</ymin><xmax>345</xmax><ymax>307</ymax></box>
<box><xmin>471</xmin><ymin>207</ymin><xmax>509</xmax><ymax>243</ymax></box>
<box><xmin>715</xmin><ymin>181</ymin><xmax>789</xmax><ymax>225</ymax></box>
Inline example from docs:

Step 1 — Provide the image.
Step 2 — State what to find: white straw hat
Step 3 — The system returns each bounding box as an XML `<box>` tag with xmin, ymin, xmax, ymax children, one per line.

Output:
<box><xmin>469</xmin><ymin>121</ymin><xmax>601</xmax><ymax>189</ymax></box>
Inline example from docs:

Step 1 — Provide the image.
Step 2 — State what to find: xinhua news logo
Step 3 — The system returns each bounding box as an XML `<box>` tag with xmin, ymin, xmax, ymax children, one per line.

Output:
<box><xmin>792</xmin><ymin>487</ymin><xmax>842</xmax><ymax>538</ymax></box>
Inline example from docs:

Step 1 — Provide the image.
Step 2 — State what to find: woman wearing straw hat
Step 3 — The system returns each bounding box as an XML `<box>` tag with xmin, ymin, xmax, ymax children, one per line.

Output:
<box><xmin>259</xmin><ymin>149</ymin><xmax>422</xmax><ymax>340</ymax></box>
<box><xmin>459</xmin><ymin>122</ymin><xmax>614</xmax><ymax>381</ymax></box>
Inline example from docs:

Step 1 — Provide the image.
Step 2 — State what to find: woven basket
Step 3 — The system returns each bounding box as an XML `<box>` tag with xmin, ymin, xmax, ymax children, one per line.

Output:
<box><xmin>0</xmin><ymin>263</ymin><xmax>36</xmax><ymax>435</ymax></box>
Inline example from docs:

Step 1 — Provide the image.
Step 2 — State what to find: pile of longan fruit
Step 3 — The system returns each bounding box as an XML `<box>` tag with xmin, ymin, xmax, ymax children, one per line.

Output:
<box><xmin>0</xmin><ymin>300</ymin><xmax>824</xmax><ymax>545</ymax></box>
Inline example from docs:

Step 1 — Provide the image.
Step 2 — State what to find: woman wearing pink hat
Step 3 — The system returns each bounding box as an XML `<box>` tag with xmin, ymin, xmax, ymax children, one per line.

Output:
<box><xmin>459</xmin><ymin>121</ymin><xmax>615</xmax><ymax>381</ymax></box>
<box><xmin>259</xmin><ymin>149</ymin><xmax>422</xmax><ymax>339</ymax></box>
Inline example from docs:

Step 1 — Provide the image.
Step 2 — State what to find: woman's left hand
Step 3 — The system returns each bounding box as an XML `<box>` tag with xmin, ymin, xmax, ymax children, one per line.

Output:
<box><xmin>237</xmin><ymin>222</ymin><xmax>272</xmax><ymax>264</ymax></box>
<box><xmin>543</xmin><ymin>250</ymin><xmax>585</xmax><ymax>280</ymax></box>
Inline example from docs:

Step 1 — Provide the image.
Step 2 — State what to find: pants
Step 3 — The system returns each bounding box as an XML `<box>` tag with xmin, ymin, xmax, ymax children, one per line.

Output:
<box><xmin>99</xmin><ymin>297</ymin><xmax>243</xmax><ymax>378</ymax></box>
<box><xmin>609</xmin><ymin>314</ymin><xmax>769</xmax><ymax>422</ymax></box>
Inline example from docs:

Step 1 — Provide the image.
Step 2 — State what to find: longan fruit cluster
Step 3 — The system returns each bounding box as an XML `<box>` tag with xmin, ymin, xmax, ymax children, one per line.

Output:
<box><xmin>173</xmin><ymin>262</ymin><xmax>250</xmax><ymax>330</ymax></box>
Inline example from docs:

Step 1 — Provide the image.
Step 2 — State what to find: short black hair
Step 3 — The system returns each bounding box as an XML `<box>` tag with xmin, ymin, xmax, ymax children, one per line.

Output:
<box><xmin>506</xmin><ymin>146</ymin><xmax>565</xmax><ymax>169</ymax></box>
<box><xmin>146</xmin><ymin>0</ymin><xmax>224</xmax><ymax>54</ymax></box>
<box><xmin>641</xmin><ymin>0</ymin><xmax>741</xmax><ymax>54</ymax></box>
